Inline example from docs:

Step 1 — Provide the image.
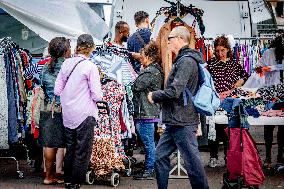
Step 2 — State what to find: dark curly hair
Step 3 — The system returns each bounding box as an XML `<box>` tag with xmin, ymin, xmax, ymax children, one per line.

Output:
<box><xmin>213</xmin><ymin>35</ymin><xmax>233</xmax><ymax>60</ymax></box>
<box><xmin>48</xmin><ymin>37</ymin><xmax>70</xmax><ymax>73</ymax></box>
<box><xmin>134</xmin><ymin>11</ymin><xmax>149</xmax><ymax>26</ymax></box>
<box><xmin>141</xmin><ymin>40</ymin><xmax>160</xmax><ymax>64</ymax></box>
<box><xmin>270</xmin><ymin>29</ymin><xmax>284</xmax><ymax>64</ymax></box>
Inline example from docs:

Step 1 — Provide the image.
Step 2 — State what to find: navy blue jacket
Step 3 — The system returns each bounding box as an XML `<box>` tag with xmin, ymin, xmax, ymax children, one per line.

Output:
<box><xmin>127</xmin><ymin>28</ymin><xmax>151</xmax><ymax>73</ymax></box>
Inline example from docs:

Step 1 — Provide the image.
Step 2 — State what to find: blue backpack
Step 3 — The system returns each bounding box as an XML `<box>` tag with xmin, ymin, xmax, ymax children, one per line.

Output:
<box><xmin>183</xmin><ymin>56</ymin><xmax>221</xmax><ymax>116</ymax></box>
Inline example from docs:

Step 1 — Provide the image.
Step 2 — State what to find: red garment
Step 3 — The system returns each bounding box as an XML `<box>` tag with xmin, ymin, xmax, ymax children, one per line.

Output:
<box><xmin>119</xmin><ymin>108</ymin><xmax>127</xmax><ymax>133</ymax></box>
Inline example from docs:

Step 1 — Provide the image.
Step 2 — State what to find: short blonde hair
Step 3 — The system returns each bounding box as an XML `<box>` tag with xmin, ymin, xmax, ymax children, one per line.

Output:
<box><xmin>76</xmin><ymin>46</ymin><xmax>94</xmax><ymax>56</ymax></box>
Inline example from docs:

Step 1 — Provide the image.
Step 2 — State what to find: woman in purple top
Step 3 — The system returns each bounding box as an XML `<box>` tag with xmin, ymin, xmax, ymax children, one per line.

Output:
<box><xmin>206</xmin><ymin>35</ymin><xmax>248</xmax><ymax>168</ymax></box>
<box><xmin>54</xmin><ymin>34</ymin><xmax>103</xmax><ymax>189</ymax></box>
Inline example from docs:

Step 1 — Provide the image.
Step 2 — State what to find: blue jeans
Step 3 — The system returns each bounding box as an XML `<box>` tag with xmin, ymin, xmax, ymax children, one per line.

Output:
<box><xmin>155</xmin><ymin>125</ymin><xmax>209</xmax><ymax>189</ymax></box>
<box><xmin>136</xmin><ymin>121</ymin><xmax>155</xmax><ymax>172</ymax></box>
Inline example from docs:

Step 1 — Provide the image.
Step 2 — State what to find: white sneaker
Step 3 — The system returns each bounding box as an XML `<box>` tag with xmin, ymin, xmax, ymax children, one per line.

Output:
<box><xmin>208</xmin><ymin>158</ymin><xmax>218</xmax><ymax>168</ymax></box>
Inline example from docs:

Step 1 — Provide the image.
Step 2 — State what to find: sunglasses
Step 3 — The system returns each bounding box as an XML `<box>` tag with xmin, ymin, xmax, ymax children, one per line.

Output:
<box><xmin>168</xmin><ymin>36</ymin><xmax>179</xmax><ymax>41</ymax></box>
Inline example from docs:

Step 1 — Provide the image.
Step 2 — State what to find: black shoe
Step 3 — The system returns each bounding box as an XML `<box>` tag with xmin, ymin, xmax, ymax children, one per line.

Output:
<box><xmin>65</xmin><ymin>183</ymin><xmax>80</xmax><ymax>189</ymax></box>
<box><xmin>139</xmin><ymin>148</ymin><xmax>146</xmax><ymax>154</ymax></box>
<box><xmin>133</xmin><ymin>170</ymin><xmax>155</xmax><ymax>180</ymax></box>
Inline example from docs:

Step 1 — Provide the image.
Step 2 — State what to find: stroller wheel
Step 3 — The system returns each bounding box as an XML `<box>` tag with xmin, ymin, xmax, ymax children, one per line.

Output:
<box><xmin>110</xmin><ymin>172</ymin><xmax>120</xmax><ymax>187</ymax></box>
<box><xmin>86</xmin><ymin>170</ymin><xmax>95</xmax><ymax>185</ymax></box>
<box><xmin>125</xmin><ymin>168</ymin><xmax>132</xmax><ymax>177</ymax></box>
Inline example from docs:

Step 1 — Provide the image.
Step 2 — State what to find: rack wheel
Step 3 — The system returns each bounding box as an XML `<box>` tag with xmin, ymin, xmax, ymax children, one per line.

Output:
<box><xmin>17</xmin><ymin>171</ymin><xmax>24</xmax><ymax>179</ymax></box>
<box><xmin>86</xmin><ymin>170</ymin><xmax>95</xmax><ymax>185</ymax></box>
<box><xmin>125</xmin><ymin>168</ymin><xmax>131</xmax><ymax>177</ymax></box>
<box><xmin>110</xmin><ymin>173</ymin><xmax>120</xmax><ymax>187</ymax></box>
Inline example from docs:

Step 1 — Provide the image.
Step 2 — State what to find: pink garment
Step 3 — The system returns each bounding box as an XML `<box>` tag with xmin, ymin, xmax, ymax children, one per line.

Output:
<box><xmin>54</xmin><ymin>54</ymin><xmax>103</xmax><ymax>129</ymax></box>
<box><xmin>261</xmin><ymin>110</ymin><xmax>284</xmax><ymax>117</ymax></box>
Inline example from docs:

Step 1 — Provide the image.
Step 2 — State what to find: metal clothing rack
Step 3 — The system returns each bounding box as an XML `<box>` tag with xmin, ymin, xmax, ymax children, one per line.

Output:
<box><xmin>0</xmin><ymin>143</ymin><xmax>31</xmax><ymax>178</ymax></box>
<box><xmin>169</xmin><ymin>150</ymin><xmax>188</xmax><ymax>179</ymax></box>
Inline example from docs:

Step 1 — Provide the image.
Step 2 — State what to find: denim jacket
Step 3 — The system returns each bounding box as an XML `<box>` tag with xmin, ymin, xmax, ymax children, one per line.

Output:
<box><xmin>40</xmin><ymin>57</ymin><xmax>64</xmax><ymax>103</ymax></box>
<box><xmin>220</xmin><ymin>97</ymin><xmax>250</xmax><ymax>128</ymax></box>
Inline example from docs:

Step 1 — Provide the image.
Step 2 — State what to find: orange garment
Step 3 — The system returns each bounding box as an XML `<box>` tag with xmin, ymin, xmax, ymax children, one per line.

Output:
<box><xmin>156</xmin><ymin>21</ymin><xmax>196</xmax><ymax>83</ymax></box>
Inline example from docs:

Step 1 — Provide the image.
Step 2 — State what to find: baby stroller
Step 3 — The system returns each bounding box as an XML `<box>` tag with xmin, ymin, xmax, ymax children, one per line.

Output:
<box><xmin>85</xmin><ymin>101</ymin><xmax>131</xmax><ymax>187</ymax></box>
<box><xmin>222</xmin><ymin>101</ymin><xmax>265</xmax><ymax>189</ymax></box>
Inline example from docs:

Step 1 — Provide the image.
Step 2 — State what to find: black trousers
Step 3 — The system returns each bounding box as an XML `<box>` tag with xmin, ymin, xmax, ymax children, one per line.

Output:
<box><xmin>264</xmin><ymin>125</ymin><xmax>284</xmax><ymax>162</ymax></box>
<box><xmin>64</xmin><ymin>116</ymin><xmax>96</xmax><ymax>184</ymax></box>
<box><xmin>208</xmin><ymin>124</ymin><xmax>228</xmax><ymax>159</ymax></box>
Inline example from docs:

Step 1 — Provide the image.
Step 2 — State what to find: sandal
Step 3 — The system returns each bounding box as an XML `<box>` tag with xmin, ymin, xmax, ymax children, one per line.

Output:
<box><xmin>43</xmin><ymin>178</ymin><xmax>58</xmax><ymax>185</ymax></box>
<box><xmin>43</xmin><ymin>178</ymin><xmax>64</xmax><ymax>185</ymax></box>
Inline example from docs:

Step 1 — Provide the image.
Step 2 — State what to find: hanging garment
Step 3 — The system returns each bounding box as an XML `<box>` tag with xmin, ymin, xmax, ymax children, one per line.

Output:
<box><xmin>5</xmin><ymin>53</ymin><xmax>19</xmax><ymax>144</ymax></box>
<box><xmin>91</xmin><ymin>43</ymin><xmax>137</xmax><ymax>85</ymax></box>
<box><xmin>156</xmin><ymin>21</ymin><xmax>196</xmax><ymax>82</ymax></box>
<box><xmin>94</xmin><ymin>80</ymin><xmax>126</xmax><ymax>157</ymax></box>
<box><xmin>0</xmin><ymin>55</ymin><xmax>9</xmax><ymax>149</ymax></box>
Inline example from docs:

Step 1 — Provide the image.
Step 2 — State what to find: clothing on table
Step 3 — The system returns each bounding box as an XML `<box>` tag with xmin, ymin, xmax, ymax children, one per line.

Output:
<box><xmin>0</xmin><ymin>55</ymin><xmax>9</xmax><ymax>149</ymax></box>
<box><xmin>220</xmin><ymin>98</ymin><xmax>250</xmax><ymax>128</ymax></box>
<box><xmin>255</xmin><ymin>48</ymin><xmax>284</xmax><ymax>86</ymax></box>
<box><xmin>127</xmin><ymin>28</ymin><xmax>152</xmax><ymax>73</ymax></box>
<box><xmin>206</xmin><ymin>57</ymin><xmax>249</xmax><ymax>93</ymax></box>
<box><xmin>54</xmin><ymin>54</ymin><xmax>103</xmax><ymax>129</ymax></box>
<box><xmin>257</xmin><ymin>83</ymin><xmax>284</xmax><ymax>101</ymax></box>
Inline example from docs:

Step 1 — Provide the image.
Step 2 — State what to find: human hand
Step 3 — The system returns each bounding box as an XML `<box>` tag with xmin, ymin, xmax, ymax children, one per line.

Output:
<box><xmin>147</xmin><ymin>92</ymin><xmax>154</xmax><ymax>104</ymax></box>
<box><xmin>131</xmin><ymin>52</ymin><xmax>142</xmax><ymax>60</ymax></box>
<box><xmin>233</xmin><ymin>79</ymin><xmax>244</xmax><ymax>88</ymax></box>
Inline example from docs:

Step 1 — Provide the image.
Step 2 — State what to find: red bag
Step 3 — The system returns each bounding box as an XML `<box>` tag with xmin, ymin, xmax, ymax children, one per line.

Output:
<box><xmin>226</xmin><ymin>128</ymin><xmax>265</xmax><ymax>186</ymax></box>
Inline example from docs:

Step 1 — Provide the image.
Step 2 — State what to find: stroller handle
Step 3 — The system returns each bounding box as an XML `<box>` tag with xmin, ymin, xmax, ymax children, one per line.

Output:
<box><xmin>96</xmin><ymin>100</ymin><xmax>110</xmax><ymax>115</ymax></box>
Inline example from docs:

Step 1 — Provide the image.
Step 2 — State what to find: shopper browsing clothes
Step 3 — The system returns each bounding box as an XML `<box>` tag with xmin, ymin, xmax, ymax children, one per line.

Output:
<box><xmin>132</xmin><ymin>41</ymin><xmax>163</xmax><ymax>180</ymax></box>
<box><xmin>54</xmin><ymin>34</ymin><xmax>103</xmax><ymax>189</ymax></box>
<box><xmin>148</xmin><ymin>26</ymin><xmax>209</xmax><ymax>189</ymax></box>
<box><xmin>255</xmin><ymin>30</ymin><xmax>284</xmax><ymax>168</ymax></box>
<box><xmin>127</xmin><ymin>11</ymin><xmax>152</xmax><ymax>73</ymax></box>
<box><xmin>206</xmin><ymin>35</ymin><xmax>248</xmax><ymax>168</ymax></box>
<box><xmin>39</xmin><ymin>37</ymin><xmax>71</xmax><ymax>185</ymax></box>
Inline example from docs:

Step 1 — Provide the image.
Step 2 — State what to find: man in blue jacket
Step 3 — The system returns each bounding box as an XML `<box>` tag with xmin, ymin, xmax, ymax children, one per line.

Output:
<box><xmin>127</xmin><ymin>11</ymin><xmax>151</xmax><ymax>73</ymax></box>
<box><xmin>148</xmin><ymin>26</ymin><xmax>209</xmax><ymax>189</ymax></box>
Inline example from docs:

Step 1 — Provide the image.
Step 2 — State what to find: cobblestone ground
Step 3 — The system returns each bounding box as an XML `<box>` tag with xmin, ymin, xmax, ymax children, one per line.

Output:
<box><xmin>0</xmin><ymin>125</ymin><xmax>283</xmax><ymax>189</ymax></box>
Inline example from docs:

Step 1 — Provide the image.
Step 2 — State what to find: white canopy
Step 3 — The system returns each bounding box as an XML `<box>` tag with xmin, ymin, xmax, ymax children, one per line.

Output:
<box><xmin>0</xmin><ymin>0</ymin><xmax>109</xmax><ymax>45</ymax></box>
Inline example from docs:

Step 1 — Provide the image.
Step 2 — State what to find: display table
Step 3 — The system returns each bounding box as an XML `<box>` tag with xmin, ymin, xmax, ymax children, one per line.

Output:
<box><xmin>213</xmin><ymin>113</ymin><xmax>284</xmax><ymax>126</ymax></box>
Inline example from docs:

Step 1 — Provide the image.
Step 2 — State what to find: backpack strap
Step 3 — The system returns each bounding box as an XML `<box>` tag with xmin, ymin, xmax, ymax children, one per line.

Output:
<box><xmin>135</xmin><ymin>31</ymin><xmax>146</xmax><ymax>47</ymax></box>
<box><xmin>183</xmin><ymin>88</ymin><xmax>192</xmax><ymax>106</ymax></box>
